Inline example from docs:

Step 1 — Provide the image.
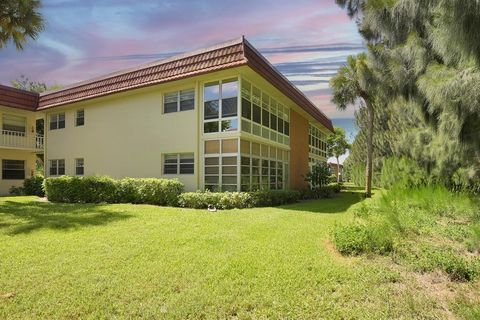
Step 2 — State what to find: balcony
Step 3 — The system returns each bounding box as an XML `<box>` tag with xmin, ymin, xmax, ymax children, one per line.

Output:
<box><xmin>0</xmin><ymin>130</ymin><xmax>44</xmax><ymax>151</ymax></box>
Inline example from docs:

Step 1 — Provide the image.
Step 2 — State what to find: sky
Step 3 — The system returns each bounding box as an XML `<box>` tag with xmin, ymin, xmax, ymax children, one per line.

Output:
<box><xmin>0</xmin><ymin>0</ymin><xmax>363</xmax><ymax>160</ymax></box>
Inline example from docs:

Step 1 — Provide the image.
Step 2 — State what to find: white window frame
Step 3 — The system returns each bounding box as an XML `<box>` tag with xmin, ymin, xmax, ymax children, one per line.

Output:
<box><xmin>49</xmin><ymin>113</ymin><xmax>65</xmax><ymax>130</ymax></box>
<box><xmin>75</xmin><ymin>109</ymin><xmax>85</xmax><ymax>127</ymax></box>
<box><xmin>163</xmin><ymin>88</ymin><xmax>195</xmax><ymax>114</ymax></box>
<box><xmin>163</xmin><ymin>153</ymin><xmax>194</xmax><ymax>175</ymax></box>
<box><xmin>75</xmin><ymin>158</ymin><xmax>84</xmax><ymax>176</ymax></box>
<box><xmin>49</xmin><ymin>159</ymin><xmax>65</xmax><ymax>176</ymax></box>
<box><xmin>203</xmin><ymin>78</ymin><xmax>239</xmax><ymax>134</ymax></box>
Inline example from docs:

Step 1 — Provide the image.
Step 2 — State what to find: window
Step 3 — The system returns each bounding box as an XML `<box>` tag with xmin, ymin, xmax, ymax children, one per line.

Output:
<box><xmin>240</xmin><ymin>79</ymin><xmax>290</xmax><ymax>145</ymax></box>
<box><xmin>204</xmin><ymin>138</ymin><xmax>239</xmax><ymax>192</ymax></box>
<box><xmin>2</xmin><ymin>160</ymin><xmax>25</xmax><ymax>180</ymax></box>
<box><xmin>75</xmin><ymin>158</ymin><xmax>84</xmax><ymax>175</ymax></box>
<box><xmin>309</xmin><ymin>124</ymin><xmax>328</xmax><ymax>159</ymax></box>
<box><xmin>203</xmin><ymin>79</ymin><xmax>238</xmax><ymax>133</ymax></box>
<box><xmin>76</xmin><ymin>109</ymin><xmax>84</xmax><ymax>126</ymax></box>
<box><xmin>239</xmin><ymin>139</ymin><xmax>289</xmax><ymax>191</ymax></box>
<box><xmin>164</xmin><ymin>89</ymin><xmax>195</xmax><ymax>113</ymax></box>
<box><xmin>49</xmin><ymin>159</ymin><xmax>65</xmax><ymax>176</ymax></box>
<box><xmin>2</xmin><ymin>114</ymin><xmax>26</xmax><ymax>135</ymax></box>
<box><xmin>50</xmin><ymin>113</ymin><xmax>65</xmax><ymax>130</ymax></box>
<box><xmin>163</xmin><ymin>153</ymin><xmax>194</xmax><ymax>175</ymax></box>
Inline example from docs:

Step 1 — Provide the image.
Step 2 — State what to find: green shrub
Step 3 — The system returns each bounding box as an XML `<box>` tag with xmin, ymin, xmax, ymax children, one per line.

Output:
<box><xmin>300</xmin><ymin>183</ymin><xmax>342</xmax><ymax>200</ymax></box>
<box><xmin>304</xmin><ymin>162</ymin><xmax>330</xmax><ymax>188</ymax></box>
<box><xmin>178</xmin><ymin>191</ymin><xmax>254</xmax><ymax>209</ymax></box>
<box><xmin>117</xmin><ymin>178</ymin><xmax>184</xmax><ymax>206</ymax></box>
<box><xmin>9</xmin><ymin>186</ymin><xmax>25</xmax><ymax>196</ymax></box>
<box><xmin>23</xmin><ymin>175</ymin><xmax>45</xmax><ymax>197</ymax></box>
<box><xmin>178</xmin><ymin>190</ymin><xmax>300</xmax><ymax>209</ymax></box>
<box><xmin>250</xmin><ymin>190</ymin><xmax>300</xmax><ymax>207</ymax></box>
<box><xmin>44</xmin><ymin>176</ymin><xmax>184</xmax><ymax>206</ymax></box>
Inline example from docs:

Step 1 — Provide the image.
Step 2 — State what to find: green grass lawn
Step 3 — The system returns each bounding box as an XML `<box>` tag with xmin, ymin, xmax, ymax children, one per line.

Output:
<box><xmin>0</xmin><ymin>190</ymin><xmax>476</xmax><ymax>319</ymax></box>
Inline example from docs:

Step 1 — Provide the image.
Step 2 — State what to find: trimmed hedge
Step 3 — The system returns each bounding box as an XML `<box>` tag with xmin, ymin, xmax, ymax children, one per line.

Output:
<box><xmin>178</xmin><ymin>190</ymin><xmax>301</xmax><ymax>209</ymax></box>
<box><xmin>300</xmin><ymin>183</ymin><xmax>342</xmax><ymax>200</ymax></box>
<box><xmin>44</xmin><ymin>176</ymin><xmax>184</xmax><ymax>206</ymax></box>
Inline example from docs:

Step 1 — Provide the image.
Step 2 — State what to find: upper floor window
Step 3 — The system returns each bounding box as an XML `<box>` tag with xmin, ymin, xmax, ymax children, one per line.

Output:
<box><xmin>2</xmin><ymin>114</ymin><xmax>26</xmax><ymax>135</ymax></box>
<box><xmin>75</xmin><ymin>158</ymin><xmax>84</xmax><ymax>175</ymax></box>
<box><xmin>203</xmin><ymin>79</ymin><xmax>238</xmax><ymax>133</ymax></box>
<box><xmin>76</xmin><ymin>109</ymin><xmax>84</xmax><ymax>126</ymax></box>
<box><xmin>163</xmin><ymin>153</ymin><xmax>194</xmax><ymax>175</ymax></box>
<box><xmin>49</xmin><ymin>159</ymin><xmax>65</xmax><ymax>176</ymax></box>
<box><xmin>2</xmin><ymin>160</ymin><xmax>25</xmax><ymax>180</ymax></box>
<box><xmin>164</xmin><ymin>89</ymin><xmax>195</xmax><ymax>113</ymax></box>
<box><xmin>50</xmin><ymin>113</ymin><xmax>65</xmax><ymax>130</ymax></box>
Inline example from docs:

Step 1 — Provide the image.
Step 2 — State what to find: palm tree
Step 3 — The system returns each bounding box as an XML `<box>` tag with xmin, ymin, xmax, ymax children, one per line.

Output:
<box><xmin>0</xmin><ymin>0</ymin><xmax>44</xmax><ymax>50</ymax></box>
<box><xmin>330</xmin><ymin>53</ymin><xmax>377</xmax><ymax>197</ymax></box>
<box><xmin>327</xmin><ymin>127</ymin><xmax>350</xmax><ymax>183</ymax></box>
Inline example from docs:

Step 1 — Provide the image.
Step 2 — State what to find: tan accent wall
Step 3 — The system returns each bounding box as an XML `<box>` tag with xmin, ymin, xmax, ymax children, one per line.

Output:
<box><xmin>289</xmin><ymin>110</ymin><xmax>309</xmax><ymax>190</ymax></box>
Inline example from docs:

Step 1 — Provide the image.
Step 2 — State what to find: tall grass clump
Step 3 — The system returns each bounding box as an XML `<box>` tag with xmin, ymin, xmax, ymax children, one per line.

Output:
<box><xmin>333</xmin><ymin>185</ymin><xmax>480</xmax><ymax>281</ymax></box>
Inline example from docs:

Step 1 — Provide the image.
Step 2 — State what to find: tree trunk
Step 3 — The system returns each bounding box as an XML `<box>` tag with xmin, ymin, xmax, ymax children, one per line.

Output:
<box><xmin>336</xmin><ymin>156</ymin><xmax>340</xmax><ymax>183</ymax></box>
<box><xmin>365</xmin><ymin>101</ymin><xmax>374</xmax><ymax>198</ymax></box>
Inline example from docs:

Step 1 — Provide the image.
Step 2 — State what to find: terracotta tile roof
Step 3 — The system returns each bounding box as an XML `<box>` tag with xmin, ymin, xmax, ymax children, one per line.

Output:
<box><xmin>0</xmin><ymin>85</ymin><xmax>38</xmax><ymax>111</ymax></box>
<box><xmin>1</xmin><ymin>37</ymin><xmax>333</xmax><ymax>132</ymax></box>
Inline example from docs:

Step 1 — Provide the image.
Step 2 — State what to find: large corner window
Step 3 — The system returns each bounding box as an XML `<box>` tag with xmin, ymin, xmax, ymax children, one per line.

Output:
<box><xmin>239</xmin><ymin>139</ymin><xmax>289</xmax><ymax>192</ymax></box>
<box><xmin>49</xmin><ymin>159</ymin><xmax>65</xmax><ymax>176</ymax></box>
<box><xmin>2</xmin><ymin>114</ymin><xmax>26</xmax><ymax>136</ymax></box>
<box><xmin>241</xmin><ymin>79</ymin><xmax>290</xmax><ymax>145</ymax></box>
<box><xmin>50</xmin><ymin>113</ymin><xmax>65</xmax><ymax>130</ymax></box>
<box><xmin>163</xmin><ymin>153</ymin><xmax>194</xmax><ymax>175</ymax></box>
<box><xmin>2</xmin><ymin>160</ymin><xmax>25</xmax><ymax>180</ymax></box>
<box><xmin>164</xmin><ymin>89</ymin><xmax>195</xmax><ymax>113</ymax></box>
<box><xmin>203</xmin><ymin>79</ymin><xmax>238</xmax><ymax>133</ymax></box>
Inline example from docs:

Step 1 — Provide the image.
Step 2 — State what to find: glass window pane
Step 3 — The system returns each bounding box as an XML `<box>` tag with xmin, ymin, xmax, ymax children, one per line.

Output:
<box><xmin>204</xmin><ymin>101</ymin><xmax>219</xmax><ymax>120</ymax></box>
<box><xmin>222</xmin><ymin>97</ymin><xmax>237</xmax><ymax>117</ymax></box>
<box><xmin>221</xmin><ymin>119</ymin><xmax>238</xmax><ymax>132</ymax></box>
<box><xmin>241</xmin><ymin>98</ymin><xmax>251</xmax><ymax>119</ymax></box>
<box><xmin>205</xmin><ymin>176</ymin><xmax>219</xmax><ymax>184</ymax></box>
<box><xmin>222</xmin><ymin>166</ymin><xmax>237</xmax><ymax>174</ymax></box>
<box><xmin>252</xmin><ymin>104</ymin><xmax>261</xmax><ymax>124</ymax></box>
<box><xmin>180</xmin><ymin>164</ymin><xmax>194</xmax><ymax>174</ymax></box>
<box><xmin>222</xmin><ymin>185</ymin><xmax>237</xmax><ymax>192</ymax></box>
<box><xmin>205</xmin><ymin>157</ymin><xmax>219</xmax><ymax>166</ymax></box>
<box><xmin>222</xmin><ymin>139</ymin><xmax>238</xmax><ymax>153</ymax></box>
<box><xmin>205</xmin><ymin>166</ymin><xmax>219</xmax><ymax>174</ymax></box>
<box><xmin>222</xmin><ymin>157</ymin><xmax>237</xmax><ymax>166</ymax></box>
<box><xmin>222</xmin><ymin>79</ymin><xmax>238</xmax><ymax>99</ymax></box>
<box><xmin>205</xmin><ymin>140</ymin><xmax>220</xmax><ymax>154</ymax></box>
<box><xmin>262</xmin><ymin>108</ymin><xmax>269</xmax><ymax>127</ymax></box>
<box><xmin>222</xmin><ymin>176</ymin><xmax>237</xmax><ymax>184</ymax></box>
<box><xmin>270</xmin><ymin>114</ymin><xmax>277</xmax><ymax>130</ymax></box>
<box><xmin>204</xmin><ymin>121</ymin><xmax>219</xmax><ymax>133</ymax></box>
<box><xmin>180</xmin><ymin>89</ymin><xmax>195</xmax><ymax>111</ymax></box>
<box><xmin>204</xmin><ymin>82</ymin><xmax>220</xmax><ymax>102</ymax></box>
<box><xmin>3</xmin><ymin>114</ymin><xmax>26</xmax><ymax>133</ymax></box>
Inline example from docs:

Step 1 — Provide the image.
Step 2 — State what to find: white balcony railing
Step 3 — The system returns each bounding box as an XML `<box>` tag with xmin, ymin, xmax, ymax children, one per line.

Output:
<box><xmin>0</xmin><ymin>130</ymin><xmax>44</xmax><ymax>151</ymax></box>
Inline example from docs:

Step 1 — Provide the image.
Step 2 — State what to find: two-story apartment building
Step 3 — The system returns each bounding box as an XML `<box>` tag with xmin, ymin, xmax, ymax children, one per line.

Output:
<box><xmin>0</xmin><ymin>37</ymin><xmax>333</xmax><ymax>195</ymax></box>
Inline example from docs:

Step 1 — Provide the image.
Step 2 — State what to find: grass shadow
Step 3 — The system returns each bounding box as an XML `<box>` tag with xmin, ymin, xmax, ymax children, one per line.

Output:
<box><xmin>0</xmin><ymin>199</ymin><xmax>132</xmax><ymax>236</ymax></box>
<box><xmin>279</xmin><ymin>186</ymin><xmax>377</xmax><ymax>214</ymax></box>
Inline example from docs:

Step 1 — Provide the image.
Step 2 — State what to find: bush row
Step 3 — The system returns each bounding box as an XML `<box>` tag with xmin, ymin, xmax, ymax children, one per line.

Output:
<box><xmin>43</xmin><ymin>176</ymin><xmax>303</xmax><ymax>208</ymax></box>
<box><xmin>178</xmin><ymin>190</ymin><xmax>301</xmax><ymax>209</ymax></box>
<box><xmin>44</xmin><ymin>176</ymin><xmax>184</xmax><ymax>206</ymax></box>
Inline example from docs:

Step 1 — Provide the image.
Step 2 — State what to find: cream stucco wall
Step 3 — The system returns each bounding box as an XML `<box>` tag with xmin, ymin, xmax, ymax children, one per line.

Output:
<box><xmin>44</xmin><ymin>80</ymin><xmax>201</xmax><ymax>191</ymax></box>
